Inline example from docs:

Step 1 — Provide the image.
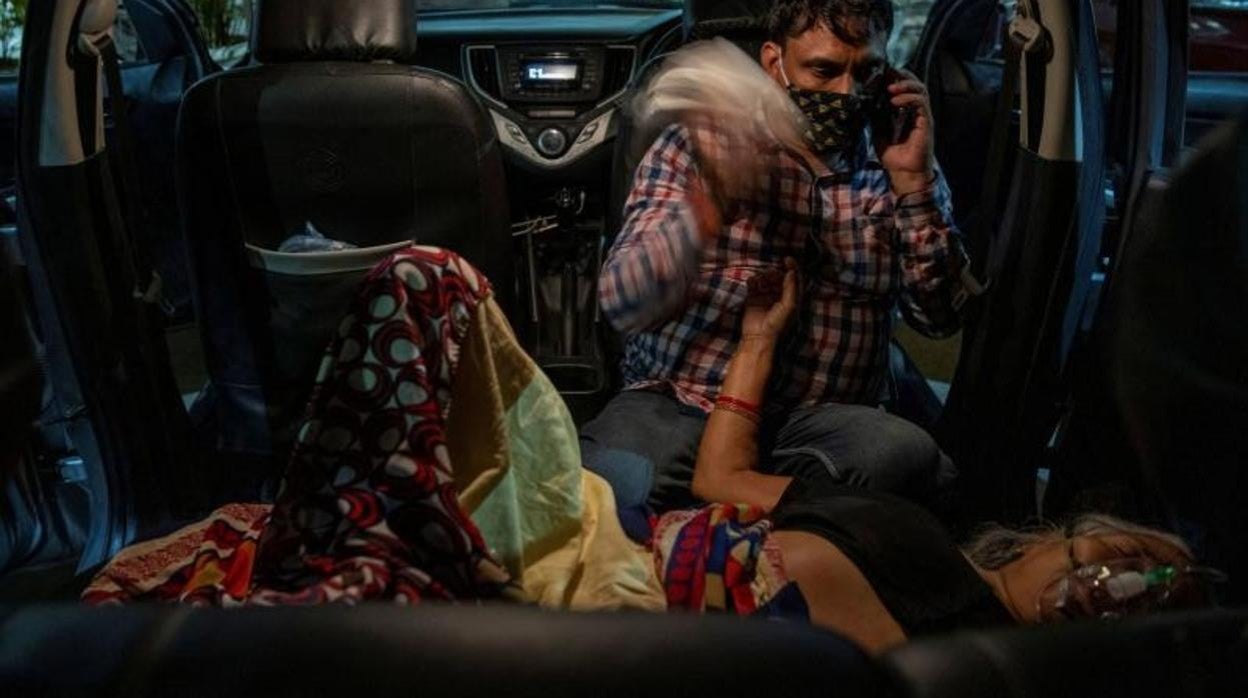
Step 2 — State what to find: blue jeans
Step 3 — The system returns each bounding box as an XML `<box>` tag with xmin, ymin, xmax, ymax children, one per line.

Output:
<box><xmin>579</xmin><ymin>389</ymin><xmax>957</xmax><ymax>513</ymax></box>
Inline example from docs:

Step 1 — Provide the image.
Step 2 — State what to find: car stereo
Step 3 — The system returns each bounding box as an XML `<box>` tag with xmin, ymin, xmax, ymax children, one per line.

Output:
<box><xmin>522</xmin><ymin>59</ymin><xmax>581</xmax><ymax>87</ymax></box>
<box><xmin>499</xmin><ymin>46</ymin><xmax>604</xmax><ymax>102</ymax></box>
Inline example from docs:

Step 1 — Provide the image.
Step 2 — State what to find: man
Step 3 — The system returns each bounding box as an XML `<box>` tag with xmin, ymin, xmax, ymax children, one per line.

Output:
<box><xmin>582</xmin><ymin>0</ymin><xmax>967</xmax><ymax>515</ymax></box>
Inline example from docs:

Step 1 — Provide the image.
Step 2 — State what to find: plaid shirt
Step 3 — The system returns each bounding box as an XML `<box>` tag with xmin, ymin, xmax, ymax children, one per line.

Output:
<box><xmin>600</xmin><ymin>123</ymin><xmax>967</xmax><ymax>413</ymax></box>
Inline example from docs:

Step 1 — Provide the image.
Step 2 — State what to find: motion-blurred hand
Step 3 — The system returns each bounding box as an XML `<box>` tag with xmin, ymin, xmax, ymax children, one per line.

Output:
<box><xmin>685</xmin><ymin>117</ymin><xmax>777</xmax><ymax>240</ymax></box>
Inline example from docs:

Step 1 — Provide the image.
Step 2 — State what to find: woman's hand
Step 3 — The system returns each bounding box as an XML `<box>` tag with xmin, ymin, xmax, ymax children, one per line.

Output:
<box><xmin>741</xmin><ymin>258</ymin><xmax>799</xmax><ymax>344</ymax></box>
<box><xmin>693</xmin><ymin>264</ymin><xmax>797</xmax><ymax>512</ymax></box>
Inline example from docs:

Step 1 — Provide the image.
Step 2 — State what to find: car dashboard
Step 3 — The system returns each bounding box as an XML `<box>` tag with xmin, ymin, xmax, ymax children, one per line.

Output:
<box><xmin>416</xmin><ymin>8</ymin><xmax>682</xmax><ymax>174</ymax></box>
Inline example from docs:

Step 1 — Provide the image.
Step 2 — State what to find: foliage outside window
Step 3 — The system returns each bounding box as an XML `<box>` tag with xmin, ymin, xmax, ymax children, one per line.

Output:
<box><xmin>889</xmin><ymin>0</ymin><xmax>936</xmax><ymax>66</ymax></box>
<box><xmin>0</xmin><ymin>0</ymin><xmax>26</xmax><ymax>73</ymax></box>
<box><xmin>0</xmin><ymin>0</ymin><xmax>147</xmax><ymax>74</ymax></box>
<box><xmin>186</xmin><ymin>0</ymin><xmax>252</xmax><ymax>66</ymax></box>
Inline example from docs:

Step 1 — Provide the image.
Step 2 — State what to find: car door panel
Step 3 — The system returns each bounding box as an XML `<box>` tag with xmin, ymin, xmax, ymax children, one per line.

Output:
<box><xmin>920</xmin><ymin>0</ymin><xmax>1109</xmax><ymax>523</ymax></box>
<box><xmin>1</xmin><ymin>0</ymin><xmax>213</xmax><ymax>590</ymax></box>
<box><xmin>0</xmin><ymin>76</ymin><xmax>16</xmax><ymax>192</ymax></box>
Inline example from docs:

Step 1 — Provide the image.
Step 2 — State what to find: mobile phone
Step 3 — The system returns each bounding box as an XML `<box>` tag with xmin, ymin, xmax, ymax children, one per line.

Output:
<box><xmin>864</xmin><ymin>66</ymin><xmax>917</xmax><ymax>145</ymax></box>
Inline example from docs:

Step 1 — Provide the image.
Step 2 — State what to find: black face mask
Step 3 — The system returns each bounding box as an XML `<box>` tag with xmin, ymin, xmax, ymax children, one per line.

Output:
<box><xmin>779</xmin><ymin>53</ymin><xmax>868</xmax><ymax>155</ymax></box>
<box><xmin>787</xmin><ymin>87</ymin><xmax>867</xmax><ymax>155</ymax></box>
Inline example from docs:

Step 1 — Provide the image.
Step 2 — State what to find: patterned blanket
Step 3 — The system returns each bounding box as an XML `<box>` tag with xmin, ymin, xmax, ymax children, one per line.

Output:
<box><xmin>84</xmin><ymin>247</ymin><xmax>663</xmax><ymax>610</ymax></box>
<box><xmin>653</xmin><ymin>504</ymin><xmax>792</xmax><ymax>615</ymax></box>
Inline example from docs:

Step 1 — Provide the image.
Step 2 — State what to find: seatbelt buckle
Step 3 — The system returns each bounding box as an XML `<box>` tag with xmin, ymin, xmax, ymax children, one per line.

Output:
<box><xmin>76</xmin><ymin>30</ymin><xmax>113</xmax><ymax>60</ymax></box>
<box><xmin>134</xmin><ymin>271</ymin><xmax>176</xmax><ymax>316</ymax></box>
<box><xmin>952</xmin><ymin>266</ymin><xmax>990</xmax><ymax>312</ymax></box>
<box><xmin>1008</xmin><ymin>15</ymin><xmax>1051</xmax><ymax>58</ymax></box>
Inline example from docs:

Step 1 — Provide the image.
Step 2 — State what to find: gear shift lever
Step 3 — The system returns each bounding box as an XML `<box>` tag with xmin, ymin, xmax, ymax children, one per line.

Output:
<box><xmin>553</xmin><ymin>188</ymin><xmax>586</xmax><ymax>355</ymax></box>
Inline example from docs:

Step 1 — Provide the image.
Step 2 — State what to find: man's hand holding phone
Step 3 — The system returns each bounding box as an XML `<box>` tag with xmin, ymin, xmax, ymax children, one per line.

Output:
<box><xmin>874</xmin><ymin>68</ymin><xmax>936</xmax><ymax>197</ymax></box>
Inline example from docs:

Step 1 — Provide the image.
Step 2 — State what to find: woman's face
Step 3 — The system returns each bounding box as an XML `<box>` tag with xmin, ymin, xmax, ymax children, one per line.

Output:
<box><xmin>1001</xmin><ymin>531</ymin><xmax>1191</xmax><ymax>623</ymax></box>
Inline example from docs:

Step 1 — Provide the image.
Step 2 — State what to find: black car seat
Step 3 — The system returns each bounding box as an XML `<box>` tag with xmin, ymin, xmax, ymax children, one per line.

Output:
<box><xmin>882</xmin><ymin>608</ymin><xmax>1248</xmax><ymax>698</ymax></box>
<box><xmin>908</xmin><ymin>0</ymin><xmax>1006</xmax><ymax>233</ymax></box>
<box><xmin>178</xmin><ymin>0</ymin><xmax>509</xmax><ymax>494</ymax></box>
<box><xmin>3</xmin><ymin>603</ymin><xmax>1245</xmax><ymax>697</ymax></box>
<box><xmin>0</xmin><ymin>229</ymin><xmax>38</xmax><ymax>484</ymax></box>
<box><xmin>0</xmin><ymin>604</ymin><xmax>878</xmax><ymax>697</ymax></box>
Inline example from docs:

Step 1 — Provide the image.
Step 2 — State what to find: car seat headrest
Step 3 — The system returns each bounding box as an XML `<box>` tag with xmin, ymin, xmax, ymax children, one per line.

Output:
<box><xmin>684</xmin><ymin>0</ymin><xmax>772</xmax><ymax>42</ymax></box>
<box><xmin>253</xmin><ymin>0</ymin><xmax>419</xmax><ymax>64</ymax></box>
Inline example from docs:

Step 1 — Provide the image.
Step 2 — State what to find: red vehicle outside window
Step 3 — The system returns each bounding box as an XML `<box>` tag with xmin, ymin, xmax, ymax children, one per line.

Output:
<box><xmin>1094</xmin><ymin>0</ymin><xmax>1248</xmax><ymax>72</ymax></box>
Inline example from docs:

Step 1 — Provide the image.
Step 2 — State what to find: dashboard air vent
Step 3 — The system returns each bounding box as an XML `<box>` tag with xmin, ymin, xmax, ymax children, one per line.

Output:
<box><xmin>602</xmin><ymin>46</ymin><xmax>637</xmax><ymax>98</ymax></box>
<box><xmin>466</xmin><ymin>46</ymin><xmax>503</xmax><ymax>102</ymax></box>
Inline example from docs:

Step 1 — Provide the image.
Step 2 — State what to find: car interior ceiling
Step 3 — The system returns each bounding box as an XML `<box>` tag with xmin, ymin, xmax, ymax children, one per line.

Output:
<box><xmin>1</xmin><ymin>0</ymin><xmax>1248</xmax><ymax>695</ymax></box>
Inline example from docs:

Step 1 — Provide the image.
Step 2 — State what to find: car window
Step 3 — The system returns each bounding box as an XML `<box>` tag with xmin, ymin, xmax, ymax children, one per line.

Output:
<box><xmin>114</xmin><ymin>3</ymin><xmax>148</xmax><ymax>64</ymax></box>
<box><xmin>1094</xmin><ymin>0</ymin><xmax>1248</xmax><ymax>73</ymax></box>
<box><xmin>187</xmin><ymin>0</ymin><xmax>252</xmax><ymax>68</ymax></box>
<box><xmin>889</xmin><ymin>0</ymin><xmax>938</xmax><ymax>65</ymax></box>
<box><xmin>0</xmin><ymin>0</ymin><xmax>25</xmax><ymax>75</ymax></box>
<box><xmin>971</xmin><ymin>2</ymin><xmax>1248</xmax><ymax>77</ymax></box>
<box><xmin>1190</xmin><ymin>0</ymin><xmax>1248</xmax><ymax>73</ymax></box>
<box><xmin>973</xmin><ymin>0</ymin><xmax>1016</xmax><ymax>63</ymax></box>
<box><xmin>0</xmin><ymin>1</ymin><xmax>147</xmax><ymax>77</ymax></box>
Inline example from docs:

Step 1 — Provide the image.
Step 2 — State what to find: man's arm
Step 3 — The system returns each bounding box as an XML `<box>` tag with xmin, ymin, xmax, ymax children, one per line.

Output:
<box><xmin>877</xmin><ymin>72</ymin><xmax>970</xmax><ymax>338</ymax></box>
<box><xmin>894</xmin><ymin>169</ymin><xmax>970</xmax><ymax>338</ymax></box>
<box><xmin>599</xmin><ymin>124</ymin><xmax>708</xmax><ymax>334</ymax></box>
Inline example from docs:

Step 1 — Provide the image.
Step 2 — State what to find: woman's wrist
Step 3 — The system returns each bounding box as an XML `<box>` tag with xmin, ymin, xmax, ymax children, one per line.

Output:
<box><xmin>714</xmin><ymin>395</ymin><xmax>762</xmax><ymax>425</ymax></box>
<box><xmin>736</xmin><ymin>334</ymin><xmax>777</xmax><ymax>358</ymax></box>
<box><xmin>722</xmin><ymin>337</ymin><xmax>775</xmax><ymax>403</ymax></box>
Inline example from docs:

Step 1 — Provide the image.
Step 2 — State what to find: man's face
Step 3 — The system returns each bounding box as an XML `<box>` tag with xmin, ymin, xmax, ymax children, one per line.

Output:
<box><xmin>761</xmin><ymin>20</ymin><xmax>888</xmax><ymax>94</ymax></box>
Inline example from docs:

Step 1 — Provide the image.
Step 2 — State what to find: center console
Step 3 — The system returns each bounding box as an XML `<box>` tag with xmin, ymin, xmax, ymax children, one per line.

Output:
<box><xmin>500</xmin><ymin>46</ymin><xmax>606</xmax><ymax>102</ymax></box>
<box><xmin>464</xmin><ymin>43</ymin><xmax>635</xmax><ymax>167</ymax></box>
<box><xmin>462</xmin><ymin>43</ymin><xmax>638</xmax><ymax>415</ymax></box>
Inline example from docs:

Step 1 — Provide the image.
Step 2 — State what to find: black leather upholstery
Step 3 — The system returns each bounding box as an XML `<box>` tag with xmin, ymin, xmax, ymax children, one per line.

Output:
<box><xmin>684</xmin><ymin>0</ymin><xmax>773</xmax><ymax>52</ymax></box>
<box><xmin>254</xmin><ymin>0</ymin><xmax>420</xmax><ymax>64</ymax></box>
<box><xmin>5</xmin><ymin>604</ymin><xmax>1247</xmax><ymax>697</ymax></box>
<box><xmin>179</xmin><ymin>0</ymin><xmax>509</xmax><ymax>481</ymax></box>
<box><xmin>881</xmin><ymin>609</ymin><xmax>1248</xmax><ymax>698</ymax></box>
<box><xmin>0</xmin><ymin>234</ymin><xmax>38</xmax><ymax>484</ymax></box>
<box><xmin>0</xmin><ymin>604</ymin><xmax>876</xmax><ymax>697</ymax></box>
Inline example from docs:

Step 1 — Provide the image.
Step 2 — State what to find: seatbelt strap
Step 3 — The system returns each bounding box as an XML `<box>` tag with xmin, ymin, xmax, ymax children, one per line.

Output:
<box><xmin>954</xmin><ymin>11</ymin><xmax>1049</xmax><ymax>311</ymax></box>
<box><xmin>83</xmin><ymin>34</ymin><xmax>170</xmax><ymax>314</ymax></box>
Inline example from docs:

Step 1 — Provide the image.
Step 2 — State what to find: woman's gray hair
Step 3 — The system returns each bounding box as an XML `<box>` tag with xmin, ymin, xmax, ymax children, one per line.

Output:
<box><xmin>962</xmin><ymin>513</ymin><xmax>1193</xmax><ymax>570</ymax></box>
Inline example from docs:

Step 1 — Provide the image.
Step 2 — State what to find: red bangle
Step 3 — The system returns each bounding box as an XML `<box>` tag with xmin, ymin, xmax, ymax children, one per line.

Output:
<box><xmin>715</xmin><ymin>395</ymin><xmax>761</xmax><ymax>419</ymax></box>
<box><xmin>715</xmin><ymin>402</ymin><xmax>761</xmax><ymax>425</ymax></box>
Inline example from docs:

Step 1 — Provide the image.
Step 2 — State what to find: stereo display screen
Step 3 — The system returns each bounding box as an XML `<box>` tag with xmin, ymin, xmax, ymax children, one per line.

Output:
<box><xmin>521</xmin><ymin>59</ymin><xmax>581</xmax><ymax>87</ymax></box>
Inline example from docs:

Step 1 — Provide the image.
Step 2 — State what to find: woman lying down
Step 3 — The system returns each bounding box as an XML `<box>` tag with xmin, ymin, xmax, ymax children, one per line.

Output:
<box><xmin>85</xmin><ymin>247</ymin><xmax>1220</xmax><ymax>653</ymax></box>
